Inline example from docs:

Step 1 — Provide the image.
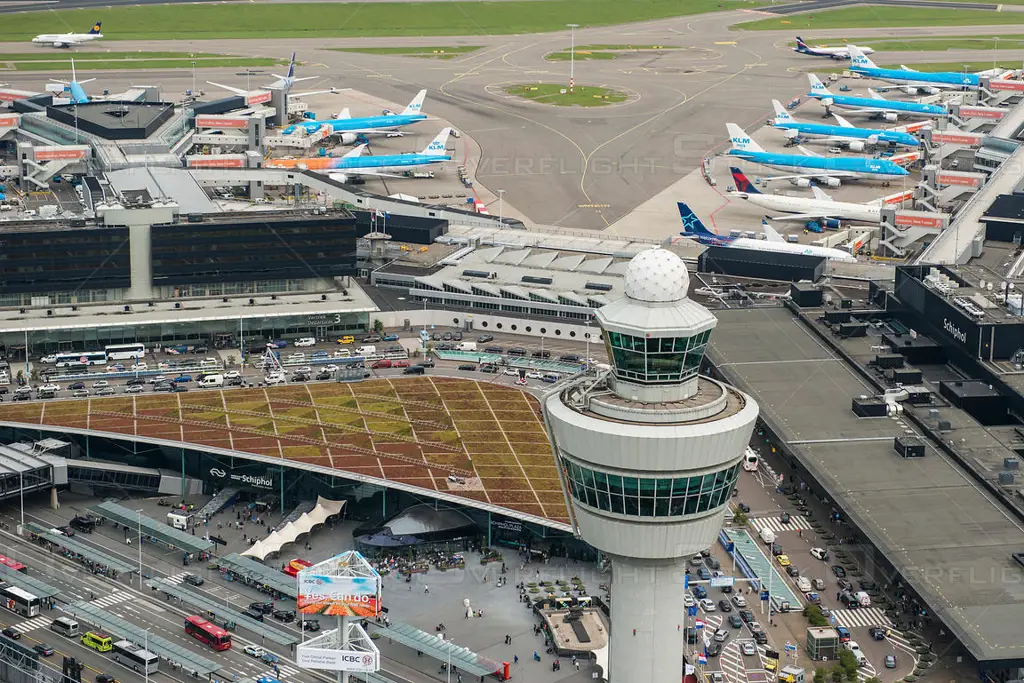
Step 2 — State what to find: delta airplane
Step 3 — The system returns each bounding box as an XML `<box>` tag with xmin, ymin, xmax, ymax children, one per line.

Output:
<box><xmin>678</xmin><ymin>202</ymin><xmax>857</xmax><ymax>262</ymax></box>
<box><xmin>729</xmin><ymin>167</ymin><xmax>912</xmax><ymax>227</ymax></box>
<box><xmin>725</xmin><ymin>123</ymin><xmax>909</xmax><ymax>186</ymax></box>
<box><xmin>793</xmin><ymin>37</ymin><xmax>873</xmax><ymax>60</ymax></box>
<box><xmin>847</xmin><ymin>46</ymin><xmax>1002</xmax><ymax>93</ymax></box>
<box><xmin>265</xmin><ymin>128</ymin><xmax>452</xmax><ymax>181</ymax></box>
<box><xmin>280</xmin><ymin>90</ymin><xmax>428</xmax><ymax>142</ymax></box>
<box><xmin>770</xmin><ymin>100</ymin><xmax>924</xmax><ymax>150</ymax></box>
<box><xmin>32</xmin><ymin>21</ymin><xmax>102</xmax><ymax>48</ymax></box>
<box><xmin>807</xmin><ymin>74</ymin><xmax>947</xmax><ymax>121</ymax></box>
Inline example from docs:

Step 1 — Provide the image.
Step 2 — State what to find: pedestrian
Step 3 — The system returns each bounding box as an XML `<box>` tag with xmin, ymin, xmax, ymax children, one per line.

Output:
<box><xmin>513</xmin><ymin>655</ymin><xmax>518</xmax><ymax>664</ymax></box>
<box><xmin>424</xmin><ymin>584</ymin><xmax>429</xmax><ymax>593</ymax></box>
<box><xmin>575</xmin><ymin>660</ymin><xmax>580</xmax><ymax>671</ymax></box>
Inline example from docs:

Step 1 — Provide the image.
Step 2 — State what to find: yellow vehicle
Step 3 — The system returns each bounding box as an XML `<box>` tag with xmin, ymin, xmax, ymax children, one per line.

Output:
<box><xmin>82</xmin><ymin>631</ymin><xmax>113</xmax><ymax>652</ymax></box>
<box><xmin>776</xmin><ymin>555</ymin><xmax>791</xmax><ymax>567</ymax></box>
<box><xmin>337</xmin><ymin>336</ymin><xmax>355</xmax><ymax>345</ymax></box>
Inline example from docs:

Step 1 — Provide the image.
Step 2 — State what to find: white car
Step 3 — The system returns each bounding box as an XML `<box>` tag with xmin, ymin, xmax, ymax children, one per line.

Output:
<box><xmin>40</xmin><ymin>354</ymin><xmax>57</xmax><ymax>364</ymax></box>
<box><xmin>324</xmin><ymin>364</ymin><xmax>339</xmax><ymax>373</ymax></box>
<box><xmin>125</xmin><ymin>385</ymin><xmax>143</xmax><ymax>394</ymax></box>
<box><xmin>810</xmin><ymin>547</ymin><xmax>829</xmax><ymax>561</ymax></box>
<box><xmin>265</xmin><ymin>373</ymin><xmax>286</xmax><ymax>385</ymax></box>
<box><xmin>131</xmin><ymin>362</ymin><xmax>148</xmax><ymax>371</ymax></box>
<box><xmin>149</xmin><ymin>375</ymin><xmax>167</xmax><ymax>384</ymax></box>
<box><xmin>295</xmin><ymin>366</ymin><xmax>312</xmax><ymax>375</ymax></box>
<box><xmin>503</xmin><ymin>368</ymin><xmax>519</xmax><ymax>376</ymax></box>
<box><xmin>92</xmin><ymin>380</ymin><xmax>109</xmax><ymax>388</ymax></box>
<box><xmin>731</xmin><ymin>594</ymin><xmax>747</xmax><ymax>608</ymax></box>
<box><xmin>714</xmin><ymin>628</ymin><xmax>729</xmax><ymax>643</ymax></box>
<box><xmin>287</xmin><ymin>353</ymin><xmax>306</xmax><ymax>362</ymax></box>
<box><xmin>684</xmin><ymin>593</ymin><xmax>695</xmax><ymax>608</ymax></box>
<box><xmin>711</xmin><ymin>673</ymin><xmax>725</xmax><ymax>683</ymax></box>
<box><xmin>526</xmin><ymin>371</ymin><xmax>544</xmax><ymax>379</ymax></box>
<box><xmin>40</xmin><ymin>383</ymin><xmax>61</xmax><ymax>392</ymax></box>
<box><xmin>741</xmin><ymin>641</ymin><xmax>757</xmax><ymax>656</ymax></box>
<box><xmin>243</xmin><ymin>645</ymin><xmax>265</xmax><ymax>658</ymax></box>
<box><xmin>699</xmin><ymin>599</ymin><xmax>716</xmax><ymax>612</ymax></box>
<box><xmin>295</xmin><ymin>338</ymin><xmax>317</xmax><ymax>347</ymax></box>
<box><xmin>223</xmin><ymin>371</ymin><xmax>241</xmax><ymax>379</ymax></box>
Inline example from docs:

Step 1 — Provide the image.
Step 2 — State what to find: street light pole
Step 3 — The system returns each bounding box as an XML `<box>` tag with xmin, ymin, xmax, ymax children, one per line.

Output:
<box><xmin>19</xmin><ymin>471</ymin><xmax>24</xmax><ymax>529</ymax></box>
<box><xmin>191</xmin><ymin>61</ymin><xmax>196</xmax><ymax>97</ymax></box>
<box><xmin>567</xmin><ymin>24</ymin><xmax>580</xmax><ymax>94</ymax></box>
<box><xmin>497</xmin><ymin>189</ymin><xmax>505</xmax><ymax>225</ymax></box>
<box><xmin>144</xmin><ymin>630</ymin><xmax>150</xmax><ymax>683</ymax></box>
<box><xmin>136</xmin><ymin>509</ymin><xmax>143</xmax><ymax>586</ymax></box>
<box><xmin>994</xmin><ymin>37</ymin><xmax>1000</xmax><ymax>71</ymax></box>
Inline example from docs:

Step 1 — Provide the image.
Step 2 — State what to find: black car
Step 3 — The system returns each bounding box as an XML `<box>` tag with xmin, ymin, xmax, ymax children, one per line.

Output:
<box><xmin>831</xmin><ymin>565</ymin><xmax>848</xmax><ymax>578</ymax></box>
<box><xmin>70</xmin><ymin>515</ymin><xmax>96</xmax><ymax>533</ymax></box>
<box><xmin>184</xmin><ymin>574</ymin><xmax>204</xmax><ymax>586</ymax></box>
<box><xmin>126</xmin><ymin>378</ymin><xmax>146</xmax><ymax>386</ymax></box>
<box><xmin>859</xmin><ymin>579</ymin><xmax>878</xmax><ymax>591</ymax></box>
<box><xmin>172</xmin><ymin>386</ymin><xmax>189</xmax><ymax>393</ymax></box>
<box><xmin>435</xmin><ymin>343</ymin><xmax>454</xmax><ymax>351</ymax></box>
<box><xmin>227</xmin><ymin>376</ymin><xmax>244</xmax><ymax>386</ymax></box>
<box><xmin>315</xmin><ymin>371</ymin><xmax>332</xmax><ymax>381</ymax></box>
<box><xmin>153</xmin><ymin>383</ymin><xmax>173</xmax><ymax>392</ymax></box>
<box><xmin>418</xmin><ymin>359</ymin><xmax>435</xmax><ymax>368</ymax></box>
<box><xmin>242</xmin><ymin>607</ymin><xmax>265</xmax><ymax>622</ymax></box>
<box><xmin>442</xmin><ymin>332</ymin><xmax>452</xmax><ymax>341</ymax></box>
<box><xmin>484</xmin><ymin>346</ymin><xmax>504</xmax><ymax>354</ymax></box>
<box><xmin>192</xmin><ymin>345</ymin><xmax>209</xmax><ymax>354</ymax></box>
<box><xmin>452</xmin><ymin>332</ymin><xmax>463</xmax><ymax>341</ymax></box>
<box><xmin>717</xmin><ymin>599</ymin><xmax>733</xmax><ymax>613</ymax></box>
<box><xmin>96</xmin><ymin>675</ymin><xmax>116</xmax><ymax>683</ymax></box>
<box><xmin>738</xmin><ymin>502</ymin><xmax>751</xmax><ymax>513</ymax></box>
<box><xmin>706</xmin><ymin>641</ymin><xmax>722</xmax><ymax>657</ymax></box>
<box><xmin>728</xmin><ymin>614</ymin><xmax>742</xmax><ymax>629</ymax></box>
<box><xmin>559</xmin><ymin>354</ymin><xmax>581</xmax><ymax>363</ymax></box>
<box><xmin>786</xmin><ymin>566</ymin><xmax>800</xmax><ymax>577</ymax></box>
<box><xmin>303</xmin><ymin>620</ymin><xmax>321</xmax><ymax>632</ymax></box>
<box><xmin>720</xmin><ymin>584</ymin><xmax>733</xmax><ymax>594</ymax></box>
<box><xmin>2</xmin><ymin>627</ymin><xmax>20</xmax><ymax>640</ymax></box>
<box><xmin>457</xmin><ymin>364</ymin><xmax>477</xmax><ymax>371</ymax></box>
<box><xmin>404</xmin><ymin>366</ymin><xmax>425</xmax><ymax>375</ymax></box>
<box><xmin>753</xmin><ymin>631</ymin><xmax>769</xmax><ymax>645</ymax></box>
<box><xmin>839</xmin><ymin>592</ymin><xmax>859</xmax><ymax>608</ymax></box>
<box><xmin>869</xmin><ymin>627</ymin><xmax>887</xmax><ymax>641</ymax></box>
<box><xmin>738</xmin><ymin>610</ymin><xmax>754</xmax><ymax>624</ymax></box>
<box><xmin>480</xmin><ymin>364</ymin><xmax>498</xmax><ymax>374</ymax></box>
<box><xmin>249</xmin><ymin>601</ymin><xmax>274</xmax><ymax>614</ymax></box>
<box><xmin>707</xmin><ymin>556</ymin><xmax>720</xmax><ymax>570</ymax></box>
<box><xmin>273</xmin><ymin>609</ymin><xmax>296</xmax><ymax>623</ymax></box>
<box><xmin>58</xmin><ymin>525</ymin><xmax>75</xmax><ymax>537</ymax></box>
<box><xmin>772</xmin><ymin>543</ymin><xmax>784</xmax><ymax>556</ymax></box>
<box><xmin>12</xmin><ymin>393</ymin><xmax>29</xmax><ymax>401</ymax></box>
<box><xmin>507</xmin><ymin>347</ymin><xmax>527</xmax><ymax>356</ymax></box>
<box><xmin>477</xmin><ymin>334</ymin><xmax>494</xmax><ymax>343</ymax></box>
<box><xmin>34</xmin><ymin>644</ymin><xmax>55</xmax><ymax>656</ymax></box>
<box><xmin>531</xmin><ymin>350</ymin><xmax>551</xmax><ymax>358</ymax></box>
<box><xmin>291</xmin><ymin>373</ymin><xmax>310</xmax><ymax>382</ymax></box>
<box><xmin>837</xmin><ymin>578</ymin><xmax>853</xmax><ymax>592</ymax></box>
<box><xmin>68</xmin><ymin>381</ymin><xmax>85</xmax><ymax>390</ymax></box>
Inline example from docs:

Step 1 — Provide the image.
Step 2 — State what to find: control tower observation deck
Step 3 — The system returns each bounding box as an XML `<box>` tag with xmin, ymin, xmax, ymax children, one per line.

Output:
<box><xmin>542</xmin><ymin>249</ymin><xmax>759</xmax><ymax>683</ymax></box>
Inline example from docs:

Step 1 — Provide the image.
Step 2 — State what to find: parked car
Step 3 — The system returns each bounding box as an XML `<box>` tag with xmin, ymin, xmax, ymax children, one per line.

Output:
<box><xmin>457</xmin><ymin>364</ymin><xmax>477</xmax><ymax>371</ymax></box>
<box><xmin>302</xmin><ymin>620</ymin><xmax>321</xmax><ymax>632</ymax></box>
<box><xmin>477</xmin><ymin>334</ymin><xmax>494</xmax><ymax>343</ymax></box>
<box><xmin>91</xmin><ymin>380</ymin><xmax>109</xmax><ymax>388</ymax></box>
<box><xmin>242</xmin><ymin>607</ymin><xmax>265</xmax><ymax>622</ymax></box>
<box><xmin>244</xmin><ymin>645</ymin><xmax>266</xmax><ymax>659</ymax></box>
<box><xmin>315</xmin><ymin>371</ymin><xmax>332</xmax><ymax>381</ymax></box>
<box><xmin>738</xmin><ymin>609</ymin><xmax>754</xmax><ymax>624</ymax></box>
<box><xmin>363</xmin><ymin>335</ymin><xmax>382</xmax><ymax>343</ymax></box>
<box><xmin>731</xmin><ymin>594</ymin><xmax>747</xmax><ymax>608</ymax></box>
<box><xmin>699</xmin><ymin>599</ymin><xmax>716</xmax><ymax>612</ymax></box>
<box><xmin>184</xmin><ymin>574</ymin><xmax>204</xmax><ymax>586</ymax></box>
<box><xmin>124</xmin><ymin>385</ymin><xmax>143</xmax><ymax>394</ymax></box>
<box><xmin>96</xmin><ymin>387</ymin><xmax>115</xmax><ymax>396</ymax></box>
<box><xmin>531</xmin><ymin>350</ymin><xmax>551</xmax><ymax>358</ymax></box>
<box><xmin>810</xmin><ymin>547</ymin><xmax>829</xmax><ymax>561</ymax></box>
<box><xmin>173</xmin><ymin>375</ymin><xmax>192</xmax><ymax>383</ymax></box>
<box><xmin>728</xmin><ymin>614</ymin><xmax>742</xmax><ymax>629</ymax></box>
<box><xmin>693</xmin><ymin>585</ymin><xmax>707</xmax><ymax>600</ymax></box>
<box><xmin>72</xmin><ymin>389</ymin><xmax>89</xmax><ymax>398</ymax></box>
<box><xmin>484</xmin><ymin>346</ymin><xmax>504</xmax><ymax>354</ymax></box>
<box><xmin>68</xmin><ymin>381</ymin><xmax>85</xmax><ymax>390</ymax></box>
<box><xmin>698</xmin><ymin>567</ymin><xmax>711</xmax><ymax>581</ymax></box>
<box><xmin>786</xmin><ymin>566</ymin><xmax>800</xmax><ymax>577</ymax></box>
<box><xmin>171</xmin><ymin>386</ymin><xmax>189</xmax><ymax>393</ymax></box>
<box><xmin>382</xmin><ymin>334</ymin><xmax>400</xmax><ymax>342</ymax></box>
<box><xmin>717</xmin><ymin>599</ymin><xmax>732</xmax><ymax>613</ymax></box>
<box><xmin>831</xmin><ymin>565</ymin><xmax>847</xmax><ymax>578</ymax></box>
<box><xmin>741</xmin><ymin>640</ymin><xmax>757</xmax><ymax>656</ymax></box>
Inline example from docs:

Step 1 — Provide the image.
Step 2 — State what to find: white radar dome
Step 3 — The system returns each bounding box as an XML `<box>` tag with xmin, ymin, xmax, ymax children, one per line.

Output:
<box><xmin>623</xmin><ymin>248</ymin><xmax>690</xmax><ymax>303</ymax></box>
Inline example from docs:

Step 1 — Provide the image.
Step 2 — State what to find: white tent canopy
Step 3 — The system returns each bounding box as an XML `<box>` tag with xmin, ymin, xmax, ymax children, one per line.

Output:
<box><xmin>241</xmin><ymin>497</ymin><xmax>345</xmax><ymax>560</ymax></box>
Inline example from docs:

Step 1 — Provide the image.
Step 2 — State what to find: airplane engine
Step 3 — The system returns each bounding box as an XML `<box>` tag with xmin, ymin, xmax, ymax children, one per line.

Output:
<box><xmin>823</xmin><ymin>177</ymin><xmax>841</xmax><ymax>188</ymax></box>
<box><xmin>847</xmin><ymin>140</ymin><xmax>865</xmax><ymax>153</ymax></box>
<box><xmin>54</xmin><ymin>42</ymin><xmax>69</xmax><ymax>48</ymax></box>
<box><xmin>339</xmin><ymin>133</ymin><xmax>358</xmax><ymax>145</ymax></box>
<box><xmin>822</xmin><ymin>218</ymin><xmax>841</xmax><ymax>229</ymax></box>
<box><xmin>902</xmin><ymin>86</ymin><xmax>918</xmax><ymax>96</ymax></box>
<box><xmin>924</xmin><ymin>87</ymin><xmax>939</xmax><ymax>95</ymax></box>
<box><xmin>784</xmin><ymin>128</ymin><xmax>800</xmax><ymax>140</ymax></box>
<box><xmin>793</xmin><ymin>178</ymin><xmax>812</xmax><ymax>188</ymax></box>
<box><xmin>821</xmin><ymin>98</ymin><xmax>834</xmax><ymax>107</ymax></box>
<box><xmin>882</xmin><ymin>112</ymin><xmax>898</xmax><ymax>123</ymax></box>
<box><xmin>328</xmin><ymin>173</ymin><xmax>349</xmax><ymax>184</ymax></box>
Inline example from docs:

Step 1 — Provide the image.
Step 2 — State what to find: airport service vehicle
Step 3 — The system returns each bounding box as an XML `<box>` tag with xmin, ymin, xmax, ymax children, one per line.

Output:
<box><xmin>729</xmin><ymin>167</ymin><xmax>912</xmax><ymax>224</ymax></box>
<box><xmin>281</xmin><ymin>90</ymin><xmax>429</xmax><ymax>139</ymax></box>
<box><xmin>677</xmin><ymin>202</ymin><xmax>858</xmax><ymax>263</ymax></box>
<box><xmin>725</xmin><ymin>123</ymin><xmax>909</xmax><ymax>185</ymax></box>
<box><xmin>184</xmin><ymin>616</ymin><xmax>232</xmax><ymax>651</ymax></box>
<box><xmin>111</xmin><ymin>640</ymin><xmax>159</xmax><ymax>674</ymax></box>
<box><xmin>792</xmin><ymin>36</ymin><xmax>873</xmax><ymax>60</ymax></box>
<box><xmin>770</xmin><ymin>100</ymin><xmax>922</xmax><ymax>150</ymax></box>
<box><xmin>807</xmin><ymin>74</ymin><xmax>948</xmax><ymax>121</ymax></box>
<box><xmin>81</xmin><ymin>631</ymin><xmax>112</xmax><ymax>652</ymax></box>
<box><xmin>33</xmin><ymin>21</ymin><xmax>103</xmax><ymax>48</ymax></box>
<box><xmin>848</xmin><ymin>46</ymin><xmax>1000</xmax><ymax>92</ymax></box>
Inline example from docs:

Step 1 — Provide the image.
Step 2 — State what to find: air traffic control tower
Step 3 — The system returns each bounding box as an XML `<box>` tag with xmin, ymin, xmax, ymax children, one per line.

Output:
<box><xmin>543</xmin><ymin>249</ymin><xmax>759</xmax><ymax>683</ymax></box>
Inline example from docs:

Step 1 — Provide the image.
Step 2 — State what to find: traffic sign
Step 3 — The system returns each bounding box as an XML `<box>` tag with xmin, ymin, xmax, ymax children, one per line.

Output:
<box><xmin>684</xmin><ymin>574</ymin><xmax>689</xmax><ymax>590</ymax></box>
<box><xmin>710</xmin><ymin>576</ymin><xmax>735</xmax><ymax>588</ymax></box>
<box><xmin>760</xmin><ymin>591</ymin><xmax>770</xmax><ymax>601</ymax></box>
<box><xmin>784</xmin><ymin>643</ymin><xmax>797</xmax><ymax>652</ymax></box>
<box><xmin>725</xmin><ymin>541</ymin><xmax>735</xmax><ymax>552</ymax></box>
<box><xmin>688</xmin><ymin>606</ymin><xmax>698</xmax><ymax>617</ymax></box>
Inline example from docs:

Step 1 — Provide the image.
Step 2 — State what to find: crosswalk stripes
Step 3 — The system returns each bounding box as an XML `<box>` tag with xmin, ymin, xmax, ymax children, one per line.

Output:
<box><xmin>277</xmin><ymin>666</ymin><xmax>300</xmax><ymax>678</ymax></box>
<box><xmin>164</xmin><ymin>572</ymin><xmax>190</xmax><ymax>585</ymax></box>
<box><xmin>857</xmin><ymin>661</ymin><xmax>878</xmax><ymax>681</ymax></box>
<box><xmin>12</xmin><ymin>616</ymin><xmax>52</xmax><ymax>634</ymax></box>
<box><xmin>92</xmin><ymin>591</ymin><xmax>131</xmax><ymax>609</ymax></box>
<box><xmin>748</xmin><ymin>515</ymin><xmax>811</xmax><ymax>533</ymax></box>
<box><xmin>717</xmin><ymin>640</ymin><xmax>745</xmax><ymax>683</ymax></box>
<box><xmin>832</xmin><ymin>607</ymin><xmax>892</xmax><ymax>628</ymax></box>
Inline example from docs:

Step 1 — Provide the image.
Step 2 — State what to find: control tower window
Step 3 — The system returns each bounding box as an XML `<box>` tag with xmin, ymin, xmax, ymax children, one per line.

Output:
<box><xmin>605</xmin><ymin>330</ymin><xmax>711</xmax><ymax>385</ymax></box>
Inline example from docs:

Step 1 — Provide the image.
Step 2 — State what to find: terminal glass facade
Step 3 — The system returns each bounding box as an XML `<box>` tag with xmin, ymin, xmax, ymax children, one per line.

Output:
<box><xmin>560</xmin><ymin>457</ymin><xmax>739</xmax><ymax>517</ymax></box>
<box><xmin>0</xmin><ymin>226</ymin><xmax>130</xmax><ymax>298</ymax></box>
<box><xmin>604</xmin><ymin>330</ymin><xmax>710</xmax><ymax>384</ymax></box>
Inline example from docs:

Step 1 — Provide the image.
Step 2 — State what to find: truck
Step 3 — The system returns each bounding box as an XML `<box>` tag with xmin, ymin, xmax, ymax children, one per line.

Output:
<box><xmin>759</xmin><ymin>527</ymin><xmax>776</xmax><ymax>544</ymax></box>
<box><xmin>456</xmin><ymin>342</ymin><xmax>477</xmax><ymax>352</ymax></box>
<box><xmin>167</xmin><ymin>511</ymin><xmax>193</xmax><ymax>530</ymax></box>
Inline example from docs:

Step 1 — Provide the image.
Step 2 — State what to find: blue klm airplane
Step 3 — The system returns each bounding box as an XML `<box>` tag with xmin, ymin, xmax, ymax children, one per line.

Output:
<box><xmin>281</xmin><ymin>90</ymin><xmax>428</xmax><ymax>137</ymax></box>
<box><xmin>847</xmin><ymin>46</ymin><xmax>992</xmax><ymax>91</ymax></box>
<box><xmin>770</xmin><ymin>100</ymin><xmax>922</xmax><ymax>150</ymax></box>
<box><xmin>806</xmin><ymin>75</ymin><xmax>947</xmax><ymax>121</ymax></box>
<box><xmin>725</xmin><ymin>123</ymin><xmax>909</xmax><ymax>185</ymax></box>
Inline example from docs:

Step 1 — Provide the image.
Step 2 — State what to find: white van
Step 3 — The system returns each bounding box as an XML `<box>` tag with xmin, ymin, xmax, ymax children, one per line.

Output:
<box><xmin>295</xmin><ymin>337</ymin><xmax>317</xmax><ymax>347</ymax></box>
<box><xmin>266</xmin><ymin>372</ymin><xmax>286</xmax><ymax>385</ymax></box>
<box><xmin>456</xmin><ymin>341</ymin><xmax>477</xmax><ymax>352</ymax></box>
<box><xmin>200</xmin><ymin>357</ymin><xmax>219</xmax><ymax>369</ymax></box>
<box><xmin>854</xmin><ymin>591</ymin><xmax>871</xmax><ymax>607</ymax></box>
<box><xmin>166</xmin><ymin>511</ymin><xmax>193</xmax><ymax>530</ymax></box>
<box><xmin>355</xmin><ymin>345</ymin><xmax>376</xmax><ymax>356</ymax></box>
<box><xmin>200</xmin><ymin>374</ymin><xmax>224</xmax><ymax>388</ymax></box>
<box><xmin>759</xmin><ymin>527</ymin><xmax>776</xmax><ymax>544</ymax></box>
<box><xmin>796</xmin><ymin>576</ymin><xmax>812</xmax><ymax>593</ymax></box>
<box><xmin>50</xmin><ymin>617</ymin><xmax>80</xmax><ymax>637</ymax></box>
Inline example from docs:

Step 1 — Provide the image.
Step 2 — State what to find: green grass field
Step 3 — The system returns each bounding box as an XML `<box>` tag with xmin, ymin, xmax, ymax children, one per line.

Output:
<box><xmin>545</xmin><ymin>44</ymin><xmax>678</xmax><ymax>61</ymax></box>
<box><xmin>790</xmin><ymin>36</ymin><xmax>1024</xmax><ymax>51</ymax></box>
<box><xmin>736</xmin><ymin>7</ymin><xmax>1017</xmax><ymax>30</ymax></box>
<box><xmin>330</xmin><ymin>45</ymin><xmax>482</xmax><ymax>59</ymax></box>
<box><xmin>0</xmin><ymin>53</ymin><xmax>283</xmax><ymax>71</ymax></box>
<box><xmin>504</xmin><ymin>83</ymin><xmax>627</xmax><ymax>106</ymax></box>
<box><xmin>0</xmin><ymin>0</ymin><xmax>761</xmax><ymax>41</ymax></box>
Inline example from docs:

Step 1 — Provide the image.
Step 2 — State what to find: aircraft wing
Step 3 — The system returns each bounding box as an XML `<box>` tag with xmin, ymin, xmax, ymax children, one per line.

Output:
<box><xmin>810</xmin><ymin>185</ymin><xmax>834</xmax><ymax>202</ymax></box>
<box><xmin>288</xmin><ymin>87</ymin><xmax>347</xmax><ymax>100</ymax></box>
<box><xmin>328</xmin><ymin>170</ymin><xmax>405</xmax><ymax>180</ymax></box>
<box><xmin>206</xmin><ymin>81</ymin><xmax>247</xmax><ymax>96</ymax></box>
<box><xmin>797</xmin><ymin>145</ymin><xmax>823</xmax><ymax>158</ymax></box>
<box><xmin>764</xmin><ymin>172</ymin><xmax>860</xmax><ymax>182</ymax></box>
<box><xmin>767</xmin><ymin>212</ymin><xmax>838</xmax><ymax>223</ymax></box>
<box><xmin>760</xmin><ymin>220</ymin><xmax>787</xmax><ymax>243</ymax></box>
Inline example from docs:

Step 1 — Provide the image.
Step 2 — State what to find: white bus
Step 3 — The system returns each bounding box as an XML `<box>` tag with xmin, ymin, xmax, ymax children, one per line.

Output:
<box><xmin>1</xmin><ymin>585</ymin><xmax>40</xmax><ymax>617</ymax></box>
<box><xmin>54</xmin><ymin>351</ymin><xmax>107</xmax><ymax>369</ymax></box>
<box><xmin>104</xmin><ymin>343</ymin><xmax>146</xmax><ymax>361</ymax></box>
<box><xmin>742</xmin><ymin>447</ymin><xmax>759</xmax><ymax>473</ymax></box>
<box><xmin>111</xmin><ymin>640</ymin><xmax>159</xmax><ymax>675</ymax></box>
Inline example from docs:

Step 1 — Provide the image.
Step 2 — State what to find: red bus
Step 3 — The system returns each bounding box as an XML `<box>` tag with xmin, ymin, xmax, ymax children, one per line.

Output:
<box><xmin>184</xmin><ymin>616</ymin><xmax>231</xmax><ymax>651</ymax></box>
<box><xmin>283</xmin><ymin>559</ymin><xmax>311</xmax><ymax>577</ymax></box>
<box><xmin>0</xmin><ymin>555</ymin><xmax>27</xmax><ymax>573</ymax></box>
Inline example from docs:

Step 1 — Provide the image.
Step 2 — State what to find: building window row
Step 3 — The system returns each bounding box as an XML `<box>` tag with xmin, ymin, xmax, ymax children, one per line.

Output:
<box><xmin>561</xmin><ymin>458</ymin><xmax>739</xmax><ymax>518</ymax></box>
<box><xmin>604</xmin><ymin>330</ymin><xmax>710</xmax><ymax>385</ymax></box>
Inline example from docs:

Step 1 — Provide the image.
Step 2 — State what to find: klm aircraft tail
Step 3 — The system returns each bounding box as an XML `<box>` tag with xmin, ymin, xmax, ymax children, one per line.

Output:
<box><xmin>726</xmin><ymin>123</ymin><xmax>764</xmax><ymax>153</ymax></box>
<box><xmin>402</xmin><ymin>90</ymin><xmax>427</xmax><ymax>116</ymax></box>
<box><xmin>88</xmin><ymin>21</ymin><xmax>102</xmax><ymax>35</ymax></box>
<box><xmin>772</xmin><ymin>99</ymin><xmax>795</xmax><ymax>124</ymax></box>
<box><xmin>807</xmin><ymin>73</ymin><xmax>832</xmax><ymax>97</ymax></box>
<box><xmin>422</xmin><ymin>127</ymin><xmax>451</xmax><ymax>155</ymax></box>
<box><xmin>847</xmin><ymin>45</ymin><xmax>877</xmax><ymax>70</ymax></box>
<box><xmin>729</xmin><ymin>167</ymin><xmax>761</xmax><ymax>195</ymax></box>
<box><xmin>677</xmin><ymin>202</ymin><xmax>723</xmax><ymax>240</ymax></box>
<box><xmin>795</xmin><ymin>37</ymin><xmax>810</xmax><ymax>53</ymax></box>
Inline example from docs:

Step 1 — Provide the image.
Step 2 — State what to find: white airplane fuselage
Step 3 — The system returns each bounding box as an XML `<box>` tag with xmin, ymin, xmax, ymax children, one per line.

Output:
<box><xmin>730</xmin><ymin>192</ymin><xmax>881</xmax><ymax>223</ymax></box>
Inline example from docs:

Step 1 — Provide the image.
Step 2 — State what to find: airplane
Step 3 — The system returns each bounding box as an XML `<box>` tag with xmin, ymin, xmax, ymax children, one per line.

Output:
<box><xmin>32</xmin><ymin>21</ymin><xmax>103</xmax><ymax>48</ymax></box>
<box><xmin>280</xmin><ymin>90</ymin><xmax>429</xmax><ymax>141</ymax></box>
<box><xmin>207</xmin><ymin>53</ymin><xmax>338</xmax><ymax>101</ymax></box>
<box><xmin>847</xmin><ymin>46</ymin><xmax>1002</xmax><ymax>93</ymax></box>
<box><xmin>265</xmin><ymin>127</ymin><xmax>452</xmax><ymax>182</ymax></box>
<box><xmin>725</xmin><ymin>123</ymin><xmax>909</xmax><ymax>186</ymax></box>
<box><xmin>728</xmin><ymin>167</ymin><xmax>913</xmax><ymax>227</ymax></box>
<box><xmin>807</xmin><ymin>74</ymin><xmax>947</xmax><ymax>122</ymax></box>
<box><xmin>677</xmin><ymin>202</ymin><xmax>857</xmax><ymax>262</ymax></box>
<box><xmin>770</xmin><ymin>100</ymin><xmax>923</xmax><ymax>151</ymax></box>
<box><xmin>793</xmin><ymin>37</ymin><xmax>873</xmax><ymax>60</ymax></box>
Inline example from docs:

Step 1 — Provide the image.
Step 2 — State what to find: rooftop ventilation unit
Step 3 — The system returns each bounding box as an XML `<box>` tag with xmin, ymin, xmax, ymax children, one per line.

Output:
<box><xmin>585</xmin><ymin>282</ymin><xmax>613</xmax><ymax>292</ymax></box>
<box><xmin>522</xmin><ymin>275</ymin><xmax>553</xmax><ymax>285</ymax></box>
<box><xmin>462</xmin><ymin>270</ymin><xmax>490</xmax><ymax>278</ymax></box>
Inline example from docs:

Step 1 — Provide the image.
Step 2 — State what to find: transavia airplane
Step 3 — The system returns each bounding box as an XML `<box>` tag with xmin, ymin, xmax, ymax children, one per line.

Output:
<box><xmin>770</xmin><ymin>100</ymin><xmax>925</xmax><ymax>150</ymax></box>
<box><xmin>806</xmin><ymin>74</ymin><xmax>947</xmax><ymax>121</ymax></box>
<box><xmin>847</xmin><ymin>46</ymin><xmax>1004</xmax><ymax>93</ymax></box>
<box><xmin>280</xmin><ymin>90</ymin><xmax>428</xmax><ymax>142</ymax></box>
<box><xmin>265</xmin><ymin>128</ymin><xmax>452</xmax><ymax>182</ymax></box>
<box><xmin>677</xmin><ymin>202</ymin><xmax>858</xmax><ymax>262</ymax></box>
<box><xmin>793</xmin><ymin>37</ymin><xmax>873</xmax><ymax>60</ymax></box>
<box><xmin>208</xmin><ymin>52</ymin><xmax>340</xmax><ymax>102</ymax></box>
<box><xmin>32</xmin><ymin>21</ymin><xmax>102</xmax><ymax>48</ymax></box>
<box><xmin>725</xmin><ymin>123</ymin><xmax>910</xmax><ymax>186</ymax></box>
<box><xmin>728</xmin><ymin>167</ymin><xmax>913</xmax><ymax>227</ymax></box>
